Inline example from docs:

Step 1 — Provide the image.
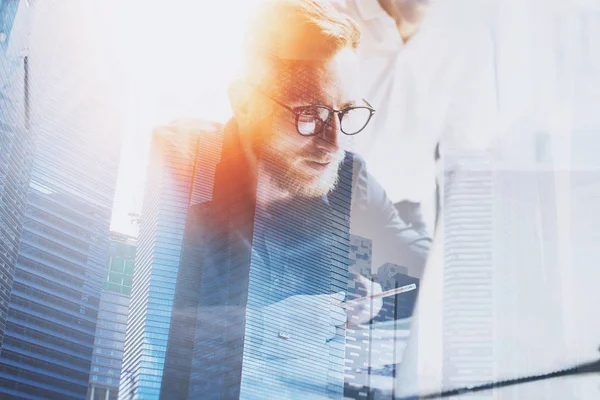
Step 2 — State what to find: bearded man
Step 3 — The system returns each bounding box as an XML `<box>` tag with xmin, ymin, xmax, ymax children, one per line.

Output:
<box><xmin>160</xmin><ymin>1</ymin><xmax>431</xmax><ymax>399</ymax></box>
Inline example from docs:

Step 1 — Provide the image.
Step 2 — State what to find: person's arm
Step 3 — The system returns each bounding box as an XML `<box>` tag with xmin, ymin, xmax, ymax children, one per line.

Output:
<box><xmin>349</xmin><ymin>153</ymin><xmax>432</xmax><ymax>279</ymax></box>
<box><xmin>442</xmin><ymin>22</ymin><xmax>498</xmax><ymax>157</ymax></box>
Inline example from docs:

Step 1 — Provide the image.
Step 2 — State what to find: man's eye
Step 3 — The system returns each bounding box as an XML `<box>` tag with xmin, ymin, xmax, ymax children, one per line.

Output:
<box><xmin>297</xmin><ymin>119</ymin><xmax>317</xmax><ymax>135</ymax></box>
<box><xmin>298</xmin><ymin>113</ymin><xmax>316</xmax><ymax>123</ymax></box>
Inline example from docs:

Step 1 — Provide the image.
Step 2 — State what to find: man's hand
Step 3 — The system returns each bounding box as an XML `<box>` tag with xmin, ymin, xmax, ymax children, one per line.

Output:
<box><xmin>259</xmin><ymin>292</ymin><xmax>346</xmax><ymax>360</ymax></box>
<box><xmin>346</xmin><ymin>275</ymin><xmax>383</xmax><ymax>326</ymax></box>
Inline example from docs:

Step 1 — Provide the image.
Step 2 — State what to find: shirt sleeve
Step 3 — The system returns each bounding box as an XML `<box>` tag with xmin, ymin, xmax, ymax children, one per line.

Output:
<box><xmin>349</xmin><ymin>154</ymin><xmax>432</xmax><ymax>278</ymax></box>
<box><xmin>442</xmin><ymin>24</ymin><xmax>498</xmax><ymax>155</ymax></box>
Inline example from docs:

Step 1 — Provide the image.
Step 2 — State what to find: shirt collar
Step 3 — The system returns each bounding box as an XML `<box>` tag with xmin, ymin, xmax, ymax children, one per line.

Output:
<box><xmin>355</xmin><ymin>0</ymin><xmax>390</xmax><ymax>20</ymax></box>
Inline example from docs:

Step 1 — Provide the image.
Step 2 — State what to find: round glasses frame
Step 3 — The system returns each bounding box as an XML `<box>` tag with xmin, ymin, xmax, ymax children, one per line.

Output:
<box><xmin>270</xmin><ymin>97</ymin><xmax>376</xmax><ymax>137</ymax></box>
<box><xmin>244</xmin><ymin>81</ymin><xmax>376</xmax><ymax>137</ymax></box>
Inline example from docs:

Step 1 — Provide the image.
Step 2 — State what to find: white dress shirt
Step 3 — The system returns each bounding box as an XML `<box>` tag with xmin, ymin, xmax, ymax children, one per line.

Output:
<box><xmin>331</xmin><ymin>0</ymin><xmax>498</xmax><ymax>211</ymax></box>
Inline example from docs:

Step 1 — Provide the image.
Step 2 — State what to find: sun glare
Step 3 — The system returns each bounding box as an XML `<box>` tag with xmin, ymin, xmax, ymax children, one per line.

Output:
<box><xmin>110</xmin><ymin>0</ymin><xmax>264</xmax><ymax>235</ymax></box>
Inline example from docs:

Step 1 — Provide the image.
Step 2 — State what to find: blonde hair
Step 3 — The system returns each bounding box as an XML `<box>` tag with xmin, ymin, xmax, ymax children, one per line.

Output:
<box><xmin>243</xmin><ymin>0</ymin><xmax>361</xmax><ymax>91</ymax></box>
<box><xmin>228</xmin><ymin>0</ymin><xmax>361</xmax><ymax>146</ymax></box>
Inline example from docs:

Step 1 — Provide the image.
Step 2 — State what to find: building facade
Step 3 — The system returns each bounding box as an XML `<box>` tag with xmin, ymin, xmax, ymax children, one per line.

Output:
<box><xmin>119</xmin><ymin>123</ymin><xmax>223</xmax><ymax>400</ymax></box>
<box><xmin>0</xmin><ymin>3</ymin><xmax>122</xmax><ymax>398</ymax></box>
<box><xmin>0</xmin><ymin>0</ymin><xmax>36</xmax><ymax>351</ymax></box>
<box><xmin>122</xmin><ymin>121</ymin><xmax>353</xmax><ymax>399</ymax></box>
<box><xmin>88</xmin><ymin>233</ymin><xmax>136</xmax><ymax>400</ymax></box>
<box><xmin>442</xmin><ymin>153</ymin><xmax>495</xmax><ymax>397</ymax></box>
<box><xmin>0</xmin><ymin>113</ymin><xmax>120</xmax><ymax>397</ymax></box>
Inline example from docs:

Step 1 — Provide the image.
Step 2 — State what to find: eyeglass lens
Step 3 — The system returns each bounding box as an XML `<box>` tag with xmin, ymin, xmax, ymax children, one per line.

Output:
<box><xmin>296</xmin><ymin>106</ymin><xmax>371</xmax><ymax>136</ymax></box>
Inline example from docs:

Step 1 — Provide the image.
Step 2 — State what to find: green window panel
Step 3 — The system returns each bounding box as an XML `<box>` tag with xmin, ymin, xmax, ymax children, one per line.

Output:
<box><xmin>111</xmin><ymin>257</ymin><xmax>124</xmax><ymax>273</ymax></box>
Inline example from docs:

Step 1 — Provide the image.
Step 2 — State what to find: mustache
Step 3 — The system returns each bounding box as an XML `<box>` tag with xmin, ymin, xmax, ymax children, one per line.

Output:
<box><xmin>299</xmin><ymin>148</ymin><xmax>345</xmax><ymax>163</ymax></box>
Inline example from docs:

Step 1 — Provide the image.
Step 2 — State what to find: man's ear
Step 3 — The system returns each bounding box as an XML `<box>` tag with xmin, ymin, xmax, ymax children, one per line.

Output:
<box><xmin>227</xmin><ymin>80</ymin><xmax>273</xmax><ymax>146</ymax></box>
<box><xmin>229</xmin><ymin>79</ymin><xmax>274</xmax><ymax>129</ymax></box>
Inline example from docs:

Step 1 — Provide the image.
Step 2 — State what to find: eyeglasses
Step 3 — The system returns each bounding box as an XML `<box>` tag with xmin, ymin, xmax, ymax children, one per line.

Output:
<box><xmin>246</xmin><ymin>83</ymin><xmax>376</xmax><ymax>136</ymax></box>
<box><xmin>269</xmin><ymin>96</ymin><xmax>376</xmax><ymax>136</ymax></box>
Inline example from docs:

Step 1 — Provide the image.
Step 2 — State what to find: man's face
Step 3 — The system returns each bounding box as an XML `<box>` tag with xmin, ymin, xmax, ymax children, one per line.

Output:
<box><xmin>261</xmin><ymin>48</ymin><xmax>362</xmax><ymax>198</ymax></box>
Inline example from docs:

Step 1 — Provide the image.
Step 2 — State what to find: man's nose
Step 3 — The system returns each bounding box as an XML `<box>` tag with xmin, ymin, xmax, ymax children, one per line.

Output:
<box><xmin>316</xmin><ymin>114</ymin><xmax>341</xmax><ymax>150</ymax></box>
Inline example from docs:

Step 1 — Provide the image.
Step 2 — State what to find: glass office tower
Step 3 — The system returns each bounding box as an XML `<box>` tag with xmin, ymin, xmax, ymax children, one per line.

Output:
<box><xmin>122</xmin><ymin>120</ymin><xmax>354</xmax><ymax>400</ymax></box>
<box><xmin>442</xmin><ymin>153</ymin><xmax>495</xmax><ymax>396</ymax></box>
<box><xmin>125</xmin><ymin>119</ymin><xmax>426</xmax><ymax>400</ymax></box>
<box><xmin>0</xmin><ymin>3</ymin><xmax>122</xmax><ymax>398</ymax></box>
<box><xmin>0</xmin><ymin>0</ymin><xmax>36</xmax><ymax>350</ymax></box>
<box><xmin>119</xmin><ymin>123</ymin><xmax>223</xmax><ymax>400</ymax></box>
<box><xmin>88</xmin><ymin>233</ymin><xmax>136</xmax><ymax>400</ymax></box>
<box><xmin>0</xmin><ymin>112</ymin><xmax>120</xmax><ymax>399</ymax></box>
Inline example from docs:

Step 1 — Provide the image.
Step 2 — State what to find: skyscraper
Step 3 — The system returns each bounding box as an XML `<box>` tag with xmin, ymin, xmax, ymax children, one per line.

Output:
<box><xmin>88</xmin><ymin>232</ymin><xmax>136</xmax><ymax>400</ymax></box>
<box><xmin>0</xmin><ymin>0</ymin><xmax>36</xmax><ymax>351</ymax></box>
<box><xmin>0</xmin><ymin>3</ymin><xmax>123</xmax><ymax>398</ymax></box>
<box><xmin>121</xmin><ymin>119</ymin><xmax>355</xmax><ymax>399</ymax></box>
<box><xmin>119</xmin><ymin>121</ymin><xmax>223</xmax><ymax>400</ymax></box>
<box><xmin>442</xmin><ymin>153</ymin><xmax>495</xmax><ymax>396</ymax></box>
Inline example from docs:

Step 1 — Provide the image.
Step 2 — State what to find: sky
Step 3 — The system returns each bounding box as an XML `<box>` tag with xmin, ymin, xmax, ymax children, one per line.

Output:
<box><xmin>107</xmin><ymin>0</ymin><xmax>265</xmax><ymax>236</ymax></box>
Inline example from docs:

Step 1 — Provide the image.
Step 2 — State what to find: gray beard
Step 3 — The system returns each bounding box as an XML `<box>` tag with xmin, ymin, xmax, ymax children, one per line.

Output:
<box><xmin>260</xmin><ymin>146</ymin><xmax>342</xmax><ymax>198</ymax></box>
